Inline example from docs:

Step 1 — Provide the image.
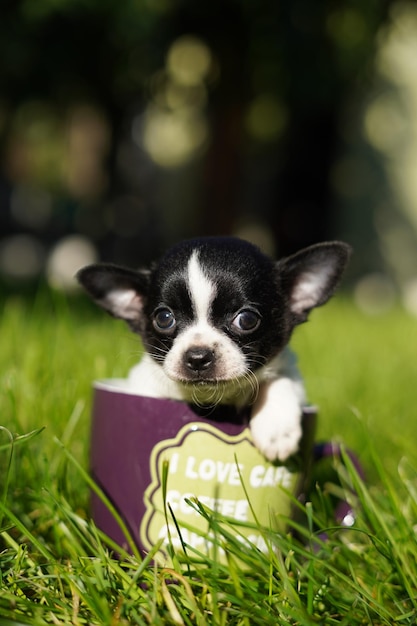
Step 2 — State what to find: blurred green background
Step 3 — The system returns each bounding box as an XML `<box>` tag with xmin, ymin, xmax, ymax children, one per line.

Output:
<box><xmin>1</xmin><ymin>8</ymin><xmax>417</xmax><ymax>620</ymax></box>
<box><xmin>0</xmin><ymin>0</ymin><xmax>417</xmax><ymax>315</ymax></box>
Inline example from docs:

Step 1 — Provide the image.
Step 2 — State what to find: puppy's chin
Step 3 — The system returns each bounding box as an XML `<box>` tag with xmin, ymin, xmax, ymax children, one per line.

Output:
<box><xmin>168</xmin><ymin>373</ymin><xmax>259</xmax><ymax>408</ymax></box>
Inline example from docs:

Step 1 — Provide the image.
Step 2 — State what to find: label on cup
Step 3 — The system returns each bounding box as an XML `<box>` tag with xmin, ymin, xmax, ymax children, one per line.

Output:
<box><xmin>140</xmin><ymin>421</ymin><xmax>300</xmax><ymax>561</ymax></box>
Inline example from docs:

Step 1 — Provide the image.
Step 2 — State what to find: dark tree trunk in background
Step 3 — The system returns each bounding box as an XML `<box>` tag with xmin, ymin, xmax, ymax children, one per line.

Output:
<box><xmin>272</xmin><ymin>109</ymin><xmax>339</xmax><ymax>256</ymax></box>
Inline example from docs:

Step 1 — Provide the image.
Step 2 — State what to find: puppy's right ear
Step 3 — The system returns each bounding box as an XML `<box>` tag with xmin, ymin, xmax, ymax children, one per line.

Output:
<box><xmin>76</xmin><ymin>263</ymin><xmax>150</xmax><ymax>325</ymax></box>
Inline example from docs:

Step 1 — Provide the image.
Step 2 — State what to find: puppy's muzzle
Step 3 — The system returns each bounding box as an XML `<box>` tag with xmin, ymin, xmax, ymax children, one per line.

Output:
<box><xmin>184</xmin><ymin>347</ymin><xmax>215</xmax><ymax>376</ymax></box>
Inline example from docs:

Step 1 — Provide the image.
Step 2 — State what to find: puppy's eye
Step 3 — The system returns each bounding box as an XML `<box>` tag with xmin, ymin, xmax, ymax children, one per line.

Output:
<box><xmin>153</xmin><ymin>308</ymin><xmax>176</xmax><ymax>334</ymax></box>
<box><xmin>231</xmin><ymin>309</ymin><xmax>261</xmax><ymax>333</ymax></box>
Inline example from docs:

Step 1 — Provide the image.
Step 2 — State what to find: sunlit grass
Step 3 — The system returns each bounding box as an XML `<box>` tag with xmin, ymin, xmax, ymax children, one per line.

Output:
<box><xmin>1</xmin><ymin>289</ymin><xmax>417</xmax><ymax>624</ymax></box>
<box><xmin>292</xmin><ymin>298</ymin><xmax>417</xmax><ymax>481</ymax></box>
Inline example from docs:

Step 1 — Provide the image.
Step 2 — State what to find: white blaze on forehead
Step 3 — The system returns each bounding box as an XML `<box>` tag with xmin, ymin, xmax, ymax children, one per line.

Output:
<box><xmin>187</xmin><ymin>250</ymin><xmax>216</xmax><ymax>323</ymax></box>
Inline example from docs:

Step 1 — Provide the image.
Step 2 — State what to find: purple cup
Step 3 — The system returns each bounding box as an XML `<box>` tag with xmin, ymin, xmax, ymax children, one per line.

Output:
<box><xmin>90</xmin><ymin>379</ymin><xmax>317</xmax><ymax>561</ymax></box>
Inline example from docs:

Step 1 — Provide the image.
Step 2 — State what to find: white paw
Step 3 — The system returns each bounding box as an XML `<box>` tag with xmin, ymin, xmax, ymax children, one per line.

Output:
<box><xmin>250</xmin><ymin>410</ymin><xmax>302</xmax><ymax>462</ymax></box>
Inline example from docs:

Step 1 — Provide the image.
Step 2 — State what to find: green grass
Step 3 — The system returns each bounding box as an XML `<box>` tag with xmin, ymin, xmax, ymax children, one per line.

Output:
<box><xmin>1</xmin><ymin>290</ymin><xmax>417</xmax><ymax>624</ymax></box>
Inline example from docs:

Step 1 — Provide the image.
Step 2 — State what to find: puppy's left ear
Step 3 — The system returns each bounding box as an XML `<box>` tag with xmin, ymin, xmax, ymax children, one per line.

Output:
<box><xmin>278</xmin><ymin>241</ymin><xmax>351</xmax><ymax>323</ymax></box>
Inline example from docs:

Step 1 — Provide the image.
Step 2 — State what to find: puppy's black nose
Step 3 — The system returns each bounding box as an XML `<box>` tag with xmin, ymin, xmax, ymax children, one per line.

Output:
<box><xmin>185</xmin><ymin>347</ymin><xmax>214</xmax><ymax>373</ymax></box>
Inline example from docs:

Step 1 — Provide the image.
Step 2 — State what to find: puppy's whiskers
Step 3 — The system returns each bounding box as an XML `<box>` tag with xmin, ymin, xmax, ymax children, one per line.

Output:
<box><xmin>149</xmin><ymin>344</ymin><xmax>169</xmax><ymax>363</ymax></box>
<box><xmin>239</xmin><ymin>369</ymin><xmax>259</xmax><ymax>403</ymax></box>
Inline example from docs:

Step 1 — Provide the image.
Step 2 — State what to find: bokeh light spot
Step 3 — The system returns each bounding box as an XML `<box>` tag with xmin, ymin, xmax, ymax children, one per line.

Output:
<box><xmin>47</xmin><ymin>235</ymin><xmax>98</xmax><ymax>291</ymax></box>
<box><xmin>364</xmin><ymin>94</ymin><xmax>407</xmax><ymax>154</ymax></box>
<box><xmin>245</xmin><ymin>95</ymin><xmax>288</xmax><ymax>143</ymax></box>
<box><xmin>326</xmin><ymin>9</ymin><xmax>367</xmax><ymax>50</ymax></box>
<box><xmin>142</xmin><ymin>107</ymin><xmax>208</xmax><ymax>168</ymax></box>
<box><xmin>403</xmin><ymin>278</ymin><xmax>417</xmax><ymax>316</ymax></box>
<box><xmin>167</xmin><ymin>36</ymin><xmax>212</xmax><ymax>86</ymax></box>
<box><xmin>376</xmin><ymin>4</ymin><xmax>417</xmax><ymax>87</ymax></box>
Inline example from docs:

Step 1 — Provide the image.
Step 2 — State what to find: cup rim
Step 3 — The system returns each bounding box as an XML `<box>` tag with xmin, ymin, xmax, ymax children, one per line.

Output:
<box><xmin>93</xmin><ymin>378</ymin><xmax>318</xmax><ymax>416</ymax></box>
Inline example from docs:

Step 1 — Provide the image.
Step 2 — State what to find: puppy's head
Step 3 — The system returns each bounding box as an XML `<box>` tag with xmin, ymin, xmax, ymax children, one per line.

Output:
<box><xmin>77</xmin><ymin>237</ymin><xmax>350</xmax><ymax>391</ymax></box>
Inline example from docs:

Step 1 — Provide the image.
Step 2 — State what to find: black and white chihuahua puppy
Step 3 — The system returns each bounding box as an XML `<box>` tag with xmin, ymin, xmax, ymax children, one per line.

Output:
<box><xmin>77</xmin><ymin>237</ymin><xmax>350</xmax><ymax>462</ymax></box>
